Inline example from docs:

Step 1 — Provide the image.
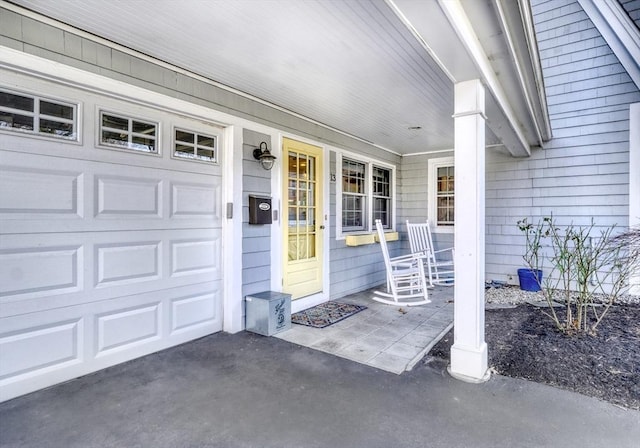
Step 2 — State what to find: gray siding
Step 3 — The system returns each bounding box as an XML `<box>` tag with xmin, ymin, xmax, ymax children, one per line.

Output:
<box><xmin>241</xmin><ymin>130</ymin><xmax>272</xmax><ymax>299</ymax></box>
<box><xmin>485</xmin><ymin>0</ymin><xmax>640</xmax><ymax>283</ymax></box>
<box><xmin>398</xmin><ymin>152</ymin><xmax>454</xmax><ymax>252</ymax></box>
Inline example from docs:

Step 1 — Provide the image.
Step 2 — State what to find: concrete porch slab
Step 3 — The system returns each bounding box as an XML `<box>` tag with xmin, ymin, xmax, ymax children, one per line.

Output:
<box><xmin>274</xmin><ymin>285</ymin><xmax>454</xmax><ymax>374</ymax></box>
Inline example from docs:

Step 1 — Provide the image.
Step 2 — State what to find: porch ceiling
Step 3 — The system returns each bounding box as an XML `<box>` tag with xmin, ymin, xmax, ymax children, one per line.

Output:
<box><xmin>10</xmin><ymin>0</ymin><xmax>549</xmax><ymax>156</ymax></box>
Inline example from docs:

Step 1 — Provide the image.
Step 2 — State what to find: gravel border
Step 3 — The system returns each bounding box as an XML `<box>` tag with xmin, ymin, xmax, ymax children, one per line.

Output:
<box><xmin>485</xmin><ymin>284</ymin><xmax>640</xmax><ymax>306</ymax></box>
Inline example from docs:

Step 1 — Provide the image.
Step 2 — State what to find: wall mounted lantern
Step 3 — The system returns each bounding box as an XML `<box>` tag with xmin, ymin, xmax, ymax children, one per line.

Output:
<box><xmin>253</xmin><ymin>141</ymin><xmax>276</xmax><ymax>171</ymax></box>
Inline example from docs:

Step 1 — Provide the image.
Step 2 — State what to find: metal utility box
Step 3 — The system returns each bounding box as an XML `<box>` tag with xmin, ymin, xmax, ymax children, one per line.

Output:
<box><xmin>245</xmin><ymin>291</ymin><xmax>291</xmax><ymax>336</ymax></box>
<box><xmin>248</xmin><ymin>195</ymin><xmax>272</xmax><ymax>224</ymax></box>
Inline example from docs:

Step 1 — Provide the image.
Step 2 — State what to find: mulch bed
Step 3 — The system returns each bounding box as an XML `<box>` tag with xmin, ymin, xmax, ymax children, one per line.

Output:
<box><xmin>428</xmin><ymin>303</ymin><xmax>640</xmax><ymax>410</ymax></box>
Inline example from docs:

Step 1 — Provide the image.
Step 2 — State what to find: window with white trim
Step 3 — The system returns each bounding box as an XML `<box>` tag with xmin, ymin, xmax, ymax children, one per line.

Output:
<box><xmin>428</xmin><ymin>156</ymin><xmax>454</xmax><ymax>232</ymax></box>
<box><xmin>338</xmin><ymin>153</ymin><xmax>395</xmax><ymax>235</ymax></box>
<box><xmin>99</xmin><ymin>111</ymin><xmax>157</xmax><ymax>153</ymax></box>
<box><xmin>372</xmin><ymin>165</ymin><xmax>391</xmax><ymax>225</ymax></box>
<box><xmin>173</xmin><ymin>128</ymin><xmax>217</xmax><ymax>163</ymax></box>
<box><xmin>342</xmin><ymin>158</ymin><xmax>366</xmax><ymax>231</ymax></box>
<box><xmin>0</xmin><ymin>89</ymin><xmax>77</xmax><ymax>140</ymax></box>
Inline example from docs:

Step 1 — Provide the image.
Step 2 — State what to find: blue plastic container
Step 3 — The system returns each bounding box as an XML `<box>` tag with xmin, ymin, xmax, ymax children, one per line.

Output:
<box><xmin>517</xmin><ymin>268</ymin><xmax>542</xmax><ymax>292</ymax></box>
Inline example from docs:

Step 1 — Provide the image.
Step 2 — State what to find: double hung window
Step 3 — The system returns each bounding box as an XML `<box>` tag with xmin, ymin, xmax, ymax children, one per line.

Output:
<box><xmin>428</xmin><ymin>156</ymin><xmax>455</xmax><ymax>231</ymax></box>
<box><xmin>339</xmin><ymin>154</ymin><xmax>394</xmax><ymax>235</ymax></box>
<box><xmin>342</xmin><ymin>159</ymin><xmax>366</xmax><ymax>231</ymax></box>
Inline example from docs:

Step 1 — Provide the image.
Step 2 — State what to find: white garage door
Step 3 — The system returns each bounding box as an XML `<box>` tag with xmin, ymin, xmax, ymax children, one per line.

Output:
<box><xmin>0</xmin><ymin>71</ymin><xmax>224</xmax><ymax>402</ymax></box>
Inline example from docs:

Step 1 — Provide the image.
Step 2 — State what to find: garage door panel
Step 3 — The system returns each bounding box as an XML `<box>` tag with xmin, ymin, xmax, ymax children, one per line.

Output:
<box><xmin>0</xmin><ymin>319</ymin><xmax>83</xmax><ymax>381</ymax></box>
<box><xmin>1</xmin><ymin>151</ymin><xmax>221</xmax><ymax>234</ymax></box>
<box><xmin>0</xmin><ymin>245</ymin><xmax>83</xmax><ymax>299</ymax></box>
<box><xmin>171</xmin><ymin>181</ymin><xmax>221</xmax><ymax>220</ymax></box>
<box><xmin>96</xmin><ymin>302</ymin><xmax>161</xmax><ymax>355</ymax></box>
<box><xmin>2</xmin><ymin>72</ymin><xmax>224</xmax><ymax>173</ymax></box>
<box><xmin>95</xmin><ymin>240</ymin><xmax>161</xmax><ymax>288</ymax></box>
<box><xmin>0</xmin><ymin>229</ymin><xmax>221</xmax><ymax>317</ymax></box>
<box><xmin>0</xmin><ymin>280</ymin><xmax>221</xmax><ymax>402</ymax></box>
<box><xmin>96</xmin><ymin>175</ymin><xmax>162</xmax><ymax>218</ymax></box>
<box><xmin>170</xmin><ymin>238</ymin><xmax>220</xmax><ymax>278</ymax></box>
<box><xmin>171</xmin><ymin>291</ymin><xmax>219</xmax><ymax>334</ymax></box>
<box><xmin>0</xmin><ymin>164</ymin><xmax>82</xmax><ymax>217</ymax></box>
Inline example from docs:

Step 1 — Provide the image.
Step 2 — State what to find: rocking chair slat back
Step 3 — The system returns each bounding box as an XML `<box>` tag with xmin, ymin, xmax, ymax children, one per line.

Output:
<box><xmin>406</xmin><ymin>220</ymin><xmax>455</xmax><ymax>286</ymax></box>
<box><xmin>373</xmin><ymin>219</ymin><xmax>431</xmax><ymax>306</ymax></box>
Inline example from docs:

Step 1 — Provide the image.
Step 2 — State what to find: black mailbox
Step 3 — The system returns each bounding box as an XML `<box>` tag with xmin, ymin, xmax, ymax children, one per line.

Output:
<box><xmin>249</xmin><ymin>195</ymin><xmax>272</xmax><ymax>224</ymax></box>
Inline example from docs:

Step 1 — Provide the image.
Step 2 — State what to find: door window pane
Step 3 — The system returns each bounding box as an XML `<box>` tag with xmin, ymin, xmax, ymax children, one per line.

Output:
<box><xmin>287</xmin><ymin>150</ymin><xmax>318</xmax><ymax>261</ymax></box>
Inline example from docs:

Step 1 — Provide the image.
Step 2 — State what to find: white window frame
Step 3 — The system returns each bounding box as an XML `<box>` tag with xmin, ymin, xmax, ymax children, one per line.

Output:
<box><xmin>97</xmin><ymin>109</ymin><xmax>160</xmax><ymax>155</ymax></box>
<box><xmin>171</xmin><ymin>126</ymin><xmax>219</xmax><ymax>164</ymax></box>
<box><xmin>372</xmin><ymin>164</ymin><xmax>392</xmax><ymax>228</ymax></box>
<box><xmin>428</xmin><ymin>156</ymin><xmax>455</xmax><ymax>234</ymax></box>
<box><xmin>336</xmin><ymin>151</ymin><xmax>396</xmax><ymax>239</ymax></box>
<box><xmin>0</xmin><ymin>87</ymin><xmax>79</xmax><ymax>142</ymax></box>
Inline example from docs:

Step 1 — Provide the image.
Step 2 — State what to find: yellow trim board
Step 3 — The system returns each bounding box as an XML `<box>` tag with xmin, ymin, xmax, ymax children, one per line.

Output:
<box><xmin>345</xmin><ymin>232</ymin><xmax>399</xmax><ymax>246</ymax></box>
<box><xmin>375</xmin><ymin>232</ymin><xmax>399</xmax><ymax>243</ymax></box>
<box><xmin>345</xmin><ymin>234</ymin><xmax>375</xmax><ymax>246</ymax></box>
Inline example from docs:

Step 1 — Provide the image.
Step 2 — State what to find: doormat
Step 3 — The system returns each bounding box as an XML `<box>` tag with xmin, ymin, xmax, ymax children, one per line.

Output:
<box><xmin>291</xmin><ymin>301</ymin><xmax>367</xmax><ymax>328</ymax></box>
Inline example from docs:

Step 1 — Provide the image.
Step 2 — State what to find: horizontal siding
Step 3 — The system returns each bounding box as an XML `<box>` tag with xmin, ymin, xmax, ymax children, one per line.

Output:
<box><xmin>242</xmin><ymin>130</ymin><xmax>272</xmax><ymax>300</ymax></box>
<box><xmin>398</xmin><ymin>152</ymin><xmax>453</xmax><ymax>248</ymax></box>
<box><xmin>486</xmin><ymin>0</ymin><xmax>639</xmax><ymax>284</ymax></box>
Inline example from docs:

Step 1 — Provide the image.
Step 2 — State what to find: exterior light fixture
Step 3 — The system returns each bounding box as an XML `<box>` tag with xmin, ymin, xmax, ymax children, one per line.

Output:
<box><xmin>253</xmin><ymin>141</ymin><xmax>276</xmax><ymax>171</ymax></box>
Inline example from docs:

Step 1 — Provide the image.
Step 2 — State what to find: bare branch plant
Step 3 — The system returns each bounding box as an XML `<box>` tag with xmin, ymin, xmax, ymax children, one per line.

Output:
<box><xmin>518</xmin><ymin>218</ymin><xmax>638</xmax><ymax>335</ymax></box>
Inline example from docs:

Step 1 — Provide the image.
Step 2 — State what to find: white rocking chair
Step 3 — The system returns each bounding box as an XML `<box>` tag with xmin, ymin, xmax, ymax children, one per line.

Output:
<box><xmin>406</xmin><ymin>220</ymin><xmax>454</xmax><ymax>286</ymax></box>
<box><xmin>373</xmin><ymin>219</ymin><xmax>431</xmax><ymax>306</ymax></box>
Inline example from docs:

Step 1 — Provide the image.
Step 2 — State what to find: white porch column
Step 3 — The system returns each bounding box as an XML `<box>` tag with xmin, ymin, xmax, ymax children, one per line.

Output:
<box><xmin>449</xmin><ymin>79</ymin><xmax>490</xmax><ymax>383</ymax></box>
<box><xmin>630</xmin><ymin>103</ymin><xmax>639</xmax><ymax>296</ymax></box>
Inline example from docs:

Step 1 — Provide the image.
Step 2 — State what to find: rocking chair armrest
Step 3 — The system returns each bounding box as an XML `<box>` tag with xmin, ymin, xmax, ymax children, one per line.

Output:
<box><xmin>433</xmin><ymin>247</ymin><xmax>454</xmax><ymax>255</ymax></box>
<box><xmin>391</xmin><ymin>252</ymin><xmax>426</xmax><ymax>261</ymax></box>
<box><xmin>389</xmin><ymin>253</ymin><xmax>426</xmax><ymax>267</ymax></box>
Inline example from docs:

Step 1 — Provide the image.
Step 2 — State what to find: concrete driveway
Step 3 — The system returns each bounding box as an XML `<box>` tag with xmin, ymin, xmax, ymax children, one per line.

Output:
<box><xmin>1</xmin><ymin>331</ymin><xmax>638</xmax><ymax>448</ymax></box>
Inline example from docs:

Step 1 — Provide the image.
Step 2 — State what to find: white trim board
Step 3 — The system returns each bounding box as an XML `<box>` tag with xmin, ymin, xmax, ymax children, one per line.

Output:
<box><xmin>578</xmin><ymin>0</ymin><xmax>640</xmax><ymax>90</ymax></box>
<box><xmin>630</xmin><ymin>102</ymin><xmax>639</xmax><ymax>296</ymax></box>
<box><xmin>438</xmin><ymin>0</ymin><xmax>531</xmax><ymax>157</ymax></box>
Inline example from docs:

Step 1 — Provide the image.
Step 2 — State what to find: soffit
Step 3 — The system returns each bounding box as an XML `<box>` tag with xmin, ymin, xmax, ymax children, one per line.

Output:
<box><xmin>10</xmin><ymin>0</ymin><xmax>545</xmax><ymax>155</ymax></box>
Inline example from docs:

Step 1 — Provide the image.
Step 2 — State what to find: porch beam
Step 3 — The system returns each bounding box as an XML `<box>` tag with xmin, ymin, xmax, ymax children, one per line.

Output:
<box><xmin>438</xmin><ymin>0</ymin><xmax>531</xmax><ymax>158</ymax></box>
<box><xmin>449</xmin><ymin>79</ymin><xmax>490</xmax><ymax>383</ymax></box>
